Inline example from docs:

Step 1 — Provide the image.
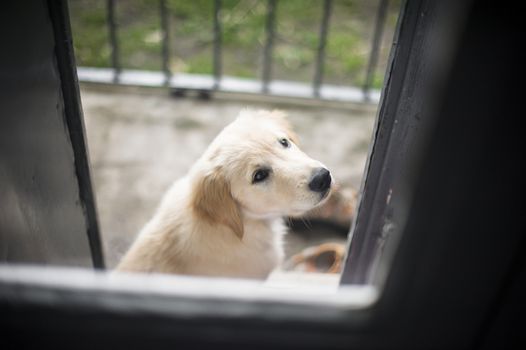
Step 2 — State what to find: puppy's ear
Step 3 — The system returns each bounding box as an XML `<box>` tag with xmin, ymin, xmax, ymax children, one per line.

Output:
<box><xmin>191</xmin><ymin>168</ymin><xmax>244</xmax><ymax>239</ymax></box>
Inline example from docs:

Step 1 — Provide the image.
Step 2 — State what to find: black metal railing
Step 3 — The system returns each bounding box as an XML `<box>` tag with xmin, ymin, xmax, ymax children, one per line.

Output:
<box><xmin>313</xmin><ymin>0</ymin><xmax>333</xmax><ymax>98</ymax></box>
<box><xmin>159</xmin><ymin>0</ymin><xmax>171</xmax><ymax>86</ymax></box>
<box><xmin>106</xmin><ymin>0</ymin><xmax>120</xmax><ymax>83</ymax></box>
<box><xmin>262</xmin><ymin>0</ymin><xmax>277</xmax><ymax>94</ymax></box>
<box><xmin>80</xmin><ymin>0</ymin><xmax>392</xmax><ymax>103</ymax></box>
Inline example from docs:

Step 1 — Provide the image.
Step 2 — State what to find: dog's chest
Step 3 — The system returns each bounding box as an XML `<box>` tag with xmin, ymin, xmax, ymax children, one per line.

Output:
<box><xmin>193</xmin><ymin>218</ymin><xmax>286</xmax><ymax>279</ymax></box>
<box><xmin>244</xmin><ymin>218</ymin><xmax>285</xmax><ymax>254</ymax></box>
<box><xmin>229</xmin><ymin>218</ymin><xmax>286</xmax><ymax>278</ymax></box>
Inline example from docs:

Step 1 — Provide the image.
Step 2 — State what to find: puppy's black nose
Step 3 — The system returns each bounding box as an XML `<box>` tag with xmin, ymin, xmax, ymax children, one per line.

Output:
<box><xmin>308</xmin><ymin>168</ymin><xmax>331</xmax><ymax>193</ymax></box>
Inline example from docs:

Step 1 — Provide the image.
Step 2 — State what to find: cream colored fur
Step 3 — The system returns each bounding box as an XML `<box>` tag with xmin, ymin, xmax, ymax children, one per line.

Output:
<box><xmin>116</xmin><ymin>109</ymin><xmax>331</xmax><ymax>279</ymax></box>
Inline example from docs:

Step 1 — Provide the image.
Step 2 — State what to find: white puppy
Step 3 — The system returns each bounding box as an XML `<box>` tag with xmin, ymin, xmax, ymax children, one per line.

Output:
<box><xmin>117</xmin><ymin>109</ymin><xmax>332</xmax><ymax>279</ymax></box>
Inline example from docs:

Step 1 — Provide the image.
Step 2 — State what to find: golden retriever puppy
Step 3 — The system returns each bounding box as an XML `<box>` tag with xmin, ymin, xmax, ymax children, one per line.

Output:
<box><xmin>117</xmin><ymin>109</ymin><xmax>332</xmax><ymax>279</ymax></box>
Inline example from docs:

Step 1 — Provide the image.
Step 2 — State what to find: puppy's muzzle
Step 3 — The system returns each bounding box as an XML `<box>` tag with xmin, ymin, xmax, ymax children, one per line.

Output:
<box><xmin>308</xmin><ymin>167</ymin><xmax>332</xmax><ymax>194</ymax></box>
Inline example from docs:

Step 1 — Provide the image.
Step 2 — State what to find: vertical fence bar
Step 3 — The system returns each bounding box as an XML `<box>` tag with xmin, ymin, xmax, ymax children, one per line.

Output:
<box><xmin>262</xmin><ymin>0</ymin><xmax>277</xmax><ymax>93</ymax></box>
<box><xmin>313</xmin><ymin>0</ymin><xmax>333</xmax><ymax>98</ymax></box>
<box><xmin>213</xmin><ymin>0</ymin><xmax>222</xmax><ymax>90</ymax></box>
<box><xmin>159</xmin><ymin>0</ymin><xmax>171</xmax><ymax>86</ymax></box>
<box><xmin>106</xmin><ymin>0</ymin><xmax>120</xmax><ymax>83</ymax></box>
<box><xmin>363</xmin><ymin>0</ymin><xmax>389</xmax><ymax>101</ymax></box>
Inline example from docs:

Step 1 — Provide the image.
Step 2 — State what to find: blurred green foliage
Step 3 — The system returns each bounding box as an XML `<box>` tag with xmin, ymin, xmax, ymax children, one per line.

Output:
<box><xmin>69</xmin><ymin>0</ymin><xmax>400</xmax><ymax>88</ymax></box>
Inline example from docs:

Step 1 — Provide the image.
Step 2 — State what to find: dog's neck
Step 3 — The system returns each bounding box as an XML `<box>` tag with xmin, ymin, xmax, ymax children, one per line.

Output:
<box><xmin>241</xmin><ymin>209</ymin><xmax>286</xmax><ymax>235</ymax></box>
<box><xmin>241</xmin><ymin>212</ymin><xmax>287</xmax><ymax>256</ymax></box>
<box><xmin>241</xmin><ymin>208</ymin><xmax>284</xmax><ymax>221</ymax></box>
<box><xmin>242</xmin><ymin>211</ymin><xmax>279</xmax><ymax>226</ymax></box>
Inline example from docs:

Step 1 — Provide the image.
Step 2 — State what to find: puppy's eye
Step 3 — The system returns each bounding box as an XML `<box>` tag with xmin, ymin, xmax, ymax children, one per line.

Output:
<box><xmin>279</xmin><ymin>138</ymin><xmax>290</xmax><ymax>148</ymax></box>
<box><xmin>252</xmin><ymin>168</ymin><xmax>270</xmax><ymax>183</ymax></box>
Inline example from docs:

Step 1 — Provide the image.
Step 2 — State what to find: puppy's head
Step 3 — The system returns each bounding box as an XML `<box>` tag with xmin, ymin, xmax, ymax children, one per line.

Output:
<box><xmin>191</xmin><ymin>109</ymin><xmax>333</xmax><ymax>239</ymax></box>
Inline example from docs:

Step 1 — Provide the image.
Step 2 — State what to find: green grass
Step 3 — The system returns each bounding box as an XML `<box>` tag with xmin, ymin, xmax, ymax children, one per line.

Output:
<box><xmin>69</xmin><ymin>0</ymin><xmax>400</xmax><ymax>89</ymax></box>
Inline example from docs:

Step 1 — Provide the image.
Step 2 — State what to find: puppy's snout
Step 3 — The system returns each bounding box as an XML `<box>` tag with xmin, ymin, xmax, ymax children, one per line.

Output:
<box><xmin>308</xmin><ymin>168</ymin><xmax>331</xmax><ymax>193</ymax></box>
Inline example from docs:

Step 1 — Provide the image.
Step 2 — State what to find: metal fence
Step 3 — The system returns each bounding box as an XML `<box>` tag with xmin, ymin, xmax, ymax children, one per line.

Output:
<box><xmin>76</xmin><ymin>0</ymin><xmax>392</xmax><ymax>104</ymax></box>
